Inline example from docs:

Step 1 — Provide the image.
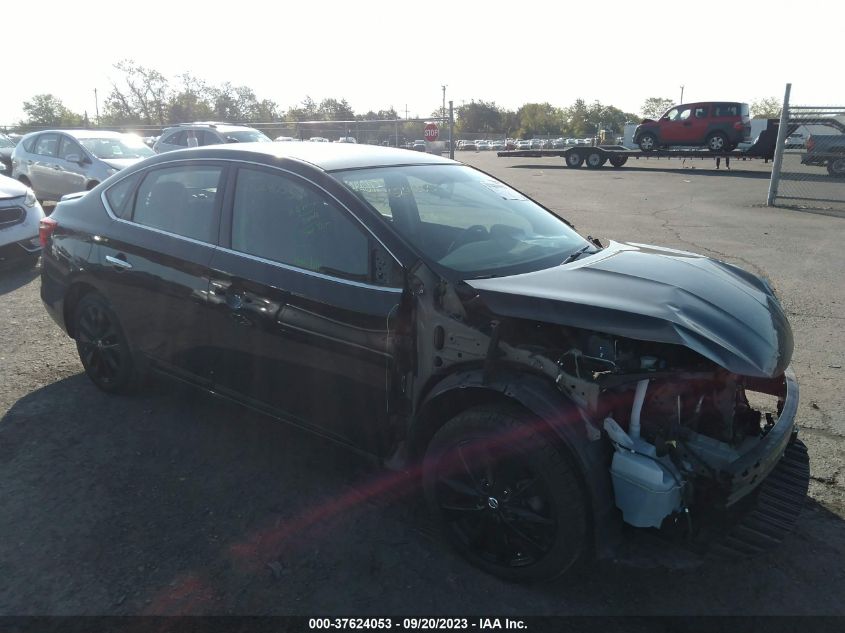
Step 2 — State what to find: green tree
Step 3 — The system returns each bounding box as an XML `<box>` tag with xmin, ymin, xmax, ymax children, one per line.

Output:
<box><xmin>751</xmin><ymin>97</ymin><xmax>782</xmax><ymax>119</ymax></box>
<box><xmin>641</xmin><ymin>97</ymin><xmax>674</xmax><ymax>119</ymax></box>
<box><xmin>318</xmin><ymin>98</ymin><xmax>355</xmax><ymax>121</ymax></box>
<box><xmin>103</xmin><ymin>59</ymin><xmax>171</xmax><ymax>125</ymax></box>
<box><xmin>20</xmin><ymin>94</ymin><xmax>84</xmax><ymax>127</ymax></box>
<box><xmin>516</xmin><ymin>103</ymin><xmax>564</xmax><ymax>138</ymax></box>
<box><xmin>455</xmin><ymin>100</ymin><xmax>505</xmax><ymax>135</ymax></box>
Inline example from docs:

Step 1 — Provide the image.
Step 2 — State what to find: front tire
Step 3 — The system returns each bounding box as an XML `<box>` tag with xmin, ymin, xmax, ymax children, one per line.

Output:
<box><xmin>637</xmin><ymin>133</ymin><xmax>657</xmax><ymax>152</ymax></box>
<box><xmin>74</xmin><ymin>293</ymin><xmax>142</xmax><ymax>394</ymax></box>
<box><xmin>609</xmin><ymin>155</ymin><xmax>628</xmax><ymax>168</ymax></box>
<box><xmin>423</xmin><ymin>405</ymin><xmax>587</xmax><ymax>582</ymax></box>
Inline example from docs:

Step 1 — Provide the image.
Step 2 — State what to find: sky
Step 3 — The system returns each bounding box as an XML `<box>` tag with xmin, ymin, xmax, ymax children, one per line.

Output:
<box><xmin>2</xmin><ymin>0</ymin><xmax>842</xmax><ymax>126</ymax></box>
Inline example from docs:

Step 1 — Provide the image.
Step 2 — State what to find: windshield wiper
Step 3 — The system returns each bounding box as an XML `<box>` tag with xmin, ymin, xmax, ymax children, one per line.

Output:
<box><xmin>561</xmin><ymin>244</ymin><xmax>593</xmax><ymax>265</ymax></box>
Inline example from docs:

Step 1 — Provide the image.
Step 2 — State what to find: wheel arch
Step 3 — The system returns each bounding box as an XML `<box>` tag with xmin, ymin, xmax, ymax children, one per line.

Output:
<box><xmin>63</xmin><ymin>281</ymin><xmax>100</xmax><ymax>338</ymax></box>
<box><xmin>408</xmin><ymin>367</ymin><xmax>621</xmax><ymax>558</ymax></box>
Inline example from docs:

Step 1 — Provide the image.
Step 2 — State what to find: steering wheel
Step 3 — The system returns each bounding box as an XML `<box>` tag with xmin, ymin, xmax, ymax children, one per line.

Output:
<box><xmin>447</xmin><ymin>225</ymin><xmax>488</xmax><ymax>254</ymax></box>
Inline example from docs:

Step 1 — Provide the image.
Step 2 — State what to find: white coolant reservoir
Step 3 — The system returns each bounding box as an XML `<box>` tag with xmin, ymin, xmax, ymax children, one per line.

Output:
<box><xmin>610</xmin><ymin>437</ymin><xmax>683</xmax><ymax>529</ymax></box>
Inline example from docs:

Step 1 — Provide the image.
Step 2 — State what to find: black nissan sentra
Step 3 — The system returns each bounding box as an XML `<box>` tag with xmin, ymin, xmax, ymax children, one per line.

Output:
<box><xmin>40</xmin><ymin>143</ymin><xmax>808</xmax><ymax>581</ymax></box>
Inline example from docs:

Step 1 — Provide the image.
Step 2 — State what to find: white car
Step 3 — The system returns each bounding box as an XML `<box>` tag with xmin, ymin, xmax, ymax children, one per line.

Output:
<box><xmin>516</xmin><ymin>140</ymin><xmax>531</xmax><ymax>149</ymax></box>
<box><xmin>0</xmin><ymin>174</ymin><xmax>45</xmax><ymax>269</ymax></box>
<box><xmin>309</xmin><ymin>137</ymin><xmax>330</xmax><ymax>143</ymax></box>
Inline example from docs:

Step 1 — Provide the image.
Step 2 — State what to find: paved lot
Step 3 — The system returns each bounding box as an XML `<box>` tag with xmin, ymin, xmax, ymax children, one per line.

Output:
<box><xmin>1</xmin><ymin>154</ymin><xmax>844</xmax><ymax>615</ymax></box>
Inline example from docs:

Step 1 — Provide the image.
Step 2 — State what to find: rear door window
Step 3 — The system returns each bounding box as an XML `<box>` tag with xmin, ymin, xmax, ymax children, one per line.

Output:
<box><xmin>230</xmin><ymin>167</ymin><xmax>370</xmax><ymax>281</ymax></box>
<box><xmin>105</xmin><ymin>172</ymin><xmax>143</xmax><ymax>219</ymax></box>
<box><xmin>694</xmin><ymin>106</ymin><xmax>708</xmax><ymax>119</ymax></box>
<box><xmin>131</xmin><ymin>165</ymin><xmax>224</xmax><ymax>243</ymax></box>
<box><xmin>34</xmin><ymin>134</ymin><xmax>60</xmax><ymax>157</ymax></box>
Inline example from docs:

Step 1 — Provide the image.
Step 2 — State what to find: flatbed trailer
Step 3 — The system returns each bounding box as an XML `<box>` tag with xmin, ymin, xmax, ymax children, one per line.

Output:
<box><xmin>496</xmin><ymin>144</ymin><xmax>772</xmax><ymax>169</ymax></box>
<box><xmin>497</xmin><ymin>117</ymin><xmax>843</xmax><ymax>170</ymax></box>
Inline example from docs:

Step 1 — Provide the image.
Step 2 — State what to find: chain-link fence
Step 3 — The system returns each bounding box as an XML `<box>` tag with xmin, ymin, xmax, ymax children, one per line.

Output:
<box><xmin>768</xmin><ymin>87</ymin><xmax>845</xmax><ymax>211</ymax></box>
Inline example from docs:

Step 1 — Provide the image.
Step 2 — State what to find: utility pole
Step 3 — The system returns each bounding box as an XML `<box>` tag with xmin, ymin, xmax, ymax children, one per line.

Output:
<box><xmin>404</xmin><ymin>104</ymin><xmax>408</xmax><ymax>119</ymax></box>
<box><xmin>441</xmin><ymin>85</ymin><xmax>447</xmax><ymax>122</ymax></box>
<box><xmin>94</xmin><ymin>88</ymin><xmax>100</xmax><ymax>126</ymax></box>
<box><xmin>679</xmin><ymin>85</ymin><xmax>685</xmax><ymax>104</ymax></box>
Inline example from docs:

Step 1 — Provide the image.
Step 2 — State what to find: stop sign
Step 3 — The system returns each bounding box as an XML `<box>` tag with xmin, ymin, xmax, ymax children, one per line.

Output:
<box><xmin>424</xmin><ymin>123</ymin><xmax>439</xmax><ymax>142</ymax></box>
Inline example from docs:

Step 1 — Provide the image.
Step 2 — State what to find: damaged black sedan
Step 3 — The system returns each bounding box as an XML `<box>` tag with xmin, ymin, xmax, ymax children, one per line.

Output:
<box><xmin>40</xmin><ymin>143</ymin><xmax>809</xmax><ymax>581</ymax></box>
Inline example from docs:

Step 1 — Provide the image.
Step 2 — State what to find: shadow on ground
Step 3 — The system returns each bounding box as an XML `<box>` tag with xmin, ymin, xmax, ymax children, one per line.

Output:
<box><xmin>1</xmin><ymin>373</ymin><xmax>844</xmax><ymax>615</ymax></box>
<box><xmin>0</xmin><ymin>260</ymin><xmax>40</xmax><ymax>296</ymax></box>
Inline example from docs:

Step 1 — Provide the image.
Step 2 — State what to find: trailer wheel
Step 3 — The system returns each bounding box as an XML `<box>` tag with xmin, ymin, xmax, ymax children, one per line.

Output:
<box><xmin>585</xmin><ymin>151</ymin><xmax>605</xmax><ymax>169</ymax></box>
<box><xmin>827</xmin><ymin>158</ymin><xmax>845</xmax><ymax>177</ymax></box>
<box><xmin>565</xmin><ymin>151</ymin><xmax>584</xmax><ymax>168</ymax></box>
<box><xmin>609</xmin><ymin>155</ymin><xmax>628</xmax><ymax>168</ymax></box>
<box><xmin>706</xmin><ymin>132</ymin><xmax>728</xmax><ymax>152</ymax></box>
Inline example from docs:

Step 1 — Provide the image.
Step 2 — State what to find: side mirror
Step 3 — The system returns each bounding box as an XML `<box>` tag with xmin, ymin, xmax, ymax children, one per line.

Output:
<box><xmin>64</xmin><ymin>153</ymin><xmax>83</xmax><ymax>164</ymax></box>
<box><xmin>225</xmin><ymin>137</ymin><xmax>240</xmax><ymax>143</ymax></box>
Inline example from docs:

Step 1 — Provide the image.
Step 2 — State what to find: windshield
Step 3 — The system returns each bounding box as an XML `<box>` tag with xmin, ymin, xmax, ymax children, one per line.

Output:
<box><xmin>225</xmin><ymin>130</ymin><xmax>271</xmax><ymax>143</ymax></box>
<box><xmin>334</xmin><ymin>164</ymin><xmax>588</xmax><ymax>277</ymax></box>
<box><xmin>80</xmin><ymin>135</ymin><xmax>154</xmax><ymax>160</ymax></box>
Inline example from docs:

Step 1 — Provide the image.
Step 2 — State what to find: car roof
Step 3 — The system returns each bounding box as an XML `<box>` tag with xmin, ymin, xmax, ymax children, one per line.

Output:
<box><xmin>21</xmin><ymin>129</ymin><xmax>132</xmax><ymax>140</ymax></box>
<box><xmin>153</xmin><ymin>141</ymin><xmax>457</xmax><ymax>172</ymax></box>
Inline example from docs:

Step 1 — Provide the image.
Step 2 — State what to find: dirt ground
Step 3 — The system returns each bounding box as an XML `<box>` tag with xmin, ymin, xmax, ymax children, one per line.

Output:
<box><xmin>1</xmin><ymin>154</ymin><xmax>844</xmax><ymax>615</ymax></box>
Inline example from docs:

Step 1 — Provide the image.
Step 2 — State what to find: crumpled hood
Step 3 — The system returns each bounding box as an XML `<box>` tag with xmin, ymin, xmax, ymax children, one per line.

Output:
<box><xmin>467</xmin><ymin>241</ymin><xmax>793</xmax><ymax>378</ymax></box>
<box><xmin>0</xmin><ymin>174</ymin><xmax>28</xmax><ymax>200</ymax></box>
<box><xmin>102</xmin><ymin>158</ymin><xmax>143</xmax><ymax>171</ymax></box>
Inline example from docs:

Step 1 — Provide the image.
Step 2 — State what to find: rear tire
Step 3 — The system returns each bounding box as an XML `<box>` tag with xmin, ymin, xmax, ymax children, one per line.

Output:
<box><xmin>637</xmin><ymin>133</ymin><xmax>657</xmax><ymax>152</ymax></box>
<box><xmin>827</xmin><ymin>158</ymin><xmax>845</xmax><ymax>177</ymax></box>
<box><xmin>73</xmin><ymin>293</ymin><xmax>143</xmax><ymax>394</ymax></box>
<box><xmin>609</xmin><ymin>155</ymin><xmax>628</xmax><ymax>168</ymax></box>
<box><xmin>706</xmin><ymin>132</ymin><xmax>729</xmax><ymax>152</ymax></box>
<box><xmin>422</xmin><ymin>405</ymin><xmax>587</xmax><ymax>582</ymax></box>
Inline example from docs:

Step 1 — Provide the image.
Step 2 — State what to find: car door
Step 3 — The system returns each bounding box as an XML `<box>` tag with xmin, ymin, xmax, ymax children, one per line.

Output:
<box><xmin>660</xmin><ymin>106</ymin><xmax>694</xmax><ymax>144</ymax></box>
<box><xmin>95</xmin><ymin>161</ymin><xmax>227</xmax><ymax>380</ymax></box>
<box><xmin>688</xmin><ymin>105</ymin><xmax>711</xmax><ymax>144</ymax></box>
<box><xmin>56</xmin><ymin>134</ymin><xmax>89</xmax><ymax>196</ymax></box>
<box><xmin>206</xmin><ymin>164</ymin><xmax>402</xmax><ymax>453</ymax></box>
<box><xmin>29</xmin><ymin>133</ymin><xmax>62</xmax><ymax>198</ymax></box>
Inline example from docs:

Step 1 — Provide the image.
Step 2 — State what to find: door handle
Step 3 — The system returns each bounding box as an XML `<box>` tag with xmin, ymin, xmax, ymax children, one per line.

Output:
<box><xmin>51</xmin><ymin>164</ymin><xmax>62</xmax><ymax>170</ymax></box>
<box><xmin>105</xmin><ymin>254</ymin><xmax>132</xmax><ymax>270</ymax></box>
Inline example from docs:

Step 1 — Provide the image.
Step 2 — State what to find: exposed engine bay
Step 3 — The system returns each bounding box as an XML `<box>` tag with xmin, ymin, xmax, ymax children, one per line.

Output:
<box><xmin>555</xmin><ymin>330</ymin><xmax>788</xmax><ymax>530</ymax></box>
<box><xmin>406</xmin><ymin>265</ymin><xmax>799</xmax><ymax>536</ymax></box>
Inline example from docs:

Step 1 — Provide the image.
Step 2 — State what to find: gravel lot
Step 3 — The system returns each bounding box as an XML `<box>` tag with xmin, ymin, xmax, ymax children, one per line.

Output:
<box><xmin>1</xmin><ymin>154</ymin><xmax>844</xmax><ymax>615</ymax></box>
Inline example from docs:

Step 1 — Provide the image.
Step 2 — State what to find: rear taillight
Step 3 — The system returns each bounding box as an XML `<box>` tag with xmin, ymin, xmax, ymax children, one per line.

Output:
<box><xmin>39</xmin><ymin>217</ymin><xmax>58</xmax><ymax>247</ymax></box>
<box><xmin>734</xmin><ymin>121</ymin><xmax>745</xmax><ymax>130</ymax></box>
<box><xmin>806</xmin><ymin>136</ymin><xmax>815</xmax><ymax>152</ymax></box>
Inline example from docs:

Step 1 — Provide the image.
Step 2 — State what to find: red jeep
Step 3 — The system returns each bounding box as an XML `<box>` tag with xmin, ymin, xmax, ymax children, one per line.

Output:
<box><xmin>634</xmin><ymin>102</ymin><xmax>751</xmax><ymax>152</ymax></box>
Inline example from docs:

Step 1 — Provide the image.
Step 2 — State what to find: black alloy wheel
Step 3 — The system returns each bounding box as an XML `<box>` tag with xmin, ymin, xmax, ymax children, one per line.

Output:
<box><xmin>423</xmin><ymin>406</ymin><xmax>586</xmax><ymax>582</ymax></box>
<box><xmin>74</xmin><ymin>293</ymin><xmax>141</xmax><ymax>393</ymax></box>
